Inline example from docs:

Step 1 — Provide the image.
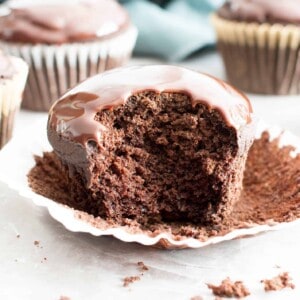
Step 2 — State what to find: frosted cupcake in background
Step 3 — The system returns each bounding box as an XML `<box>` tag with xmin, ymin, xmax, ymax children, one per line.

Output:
<box><xmin>0</xmin><ymin>0</ymin><xmax>137</xmax><ymax>111</ymax></box>
<box><xmin>212</xmin><ymin>0</ymin><xmax>300</xmax><ymax>95</ymax></box>
<box><xmin>0</xmin><ymin>52</ymin><xmax>28</xmax><ymax>148</ymax></box>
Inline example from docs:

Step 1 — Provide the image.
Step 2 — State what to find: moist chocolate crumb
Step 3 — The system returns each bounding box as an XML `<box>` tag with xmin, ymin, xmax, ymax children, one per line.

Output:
<box><xmin>137</xmin><ymin>261</ymin><xmax>149</xmax><ymax>272</ymax></box>
<box><xmin>261</xmin><ymin>272</ymin><xmax>295</xmax><ymax>291</ymax></box>
<box><xmin>16</xmin><ymin>234</ymin><xmax>20</xmax><ymax>238</ymax></box>
<box><xmin>123</xmin><ymin>276</ymin><xmax>140</xmax><ymax>287</ymax></box>
<box><xmin>207</xmin><ymin>277</ymin><xmax>250</xmax><ymax>298</ymax></box>
<box><xmin>34</xmin><ymin>240</ymin><xmax>40</xmax><ymax>246</ymax></box>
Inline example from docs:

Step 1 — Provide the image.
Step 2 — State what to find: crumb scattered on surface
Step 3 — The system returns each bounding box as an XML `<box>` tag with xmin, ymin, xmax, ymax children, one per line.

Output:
<box><xmin>137</xmin><ymin>261</ymin><xmax>149</xmax><ymax>272</ymax></box>
<box><xmin>16</xmin><ymin>234</ymin><xmax>20</xmax><ymax>238</ymax></box>
<box><xmin>190</xmin><ymin>296</ymin><xmax>203</xmax><ymax>300</ymax></box>
<box><xmin>207</xmin><ymin>277</ymin><xmax>250</xmax><ymax>298</ymax></box>
<box><xmin>123</xmin><ymin>276</ymin><xmax>140</xmax><ymax>287</ymax></box>
<box><xmin>59</xmin><ymin>296</ymin><xmax>71</xmax><ymax>300</ymax></box>
<box><xmin>44</xmin><ymin>257</ymin><xmax>47</xmax><ymax>261</ymax></box>
<box><xmin>261</xmin><ymin>272</ymin><xmax>295</xmax><ymax>291</ymax></box>
<box><xmin>34</xmin><ymin>240</ymin><xmax>40</xmax><ymax>246</ymax></box>
<box><xmin>274</xmin><ymin>265</ymin><xmax>281</xmax><ymax>269</ymax></box>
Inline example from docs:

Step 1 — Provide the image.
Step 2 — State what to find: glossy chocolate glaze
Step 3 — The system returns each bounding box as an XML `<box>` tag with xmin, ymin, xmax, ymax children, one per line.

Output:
<box><xmin>0</xmin><ymin>53</ymin><xmax>16</xmax><ymax>79</ymax></box>
<box><xmin>48</xmin><ymin>65</ymin><xmax>253</xmax><ymax>146</ymax></box>
<box><xmin>218</xmin><ymin>0</ymin><xmax>300</xmax><ymax>24</ymax></box>
<box><xmin>0</xmin><ymin>0</ymin><xmax>129</xmax><ymax>44</ymax></box>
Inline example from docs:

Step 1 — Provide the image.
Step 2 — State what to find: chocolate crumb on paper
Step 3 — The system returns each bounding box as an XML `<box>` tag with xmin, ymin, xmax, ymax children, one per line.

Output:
<box><xmin>123</xmin><ymin>276</ymin><xmax>140</xmax><ymax>287</ymax></box>
<box><xmin>16</xmin><ymin>234</ymin><xmax>20</xmax><ymax>238</ymax></box>
<box><xmin>207</xmin><ymin>277</ymin><xmax>250</xmax><ymax>298</ymax></box>
<box><xmin>261</xmin><ymin>272</ymin><xmax>295</xmax><ymax>291</ymax></box>
<box><xmin>34</xmin><ymin>240</ymin><xmax>40</xmax><ymax>246</ymax></box>
<box><xmin>137</xmin><ymin>261</ymin><xmax>149</xmax><ymax>272</ymax></box>
<box><xmin>59</xmin><ymin>296</ymin><xmax>71</xmax><ymax>300</ymax></box>
<box><xmin>190</xmin><ymin>296</ymin><xmax>203</xmax><ymax>300</ymax></box>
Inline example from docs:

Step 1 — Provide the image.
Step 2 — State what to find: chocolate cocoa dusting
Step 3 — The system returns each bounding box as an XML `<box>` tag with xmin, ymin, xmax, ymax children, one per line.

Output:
<box><xmin>261</xmin><ymin>272</ymin><xmax>295</xmax><ymax>292</ymax></box>
<box><xmin>207</xmin><ymin>277</ymin><xmax>250</xmax><ymax>298</ymax></box>
<box><xmin>123</xmin><ymin>276</ymin><xmax>140</xmax><ymax>287</ymax></box>
<box><xmin>137</xmin><ymin>261</ymin><xmax>149</xmax><ymax>272</ymax></box>
<box><xmin>28</xmin><ymin>131</ymin><xmax>300</xmax><ymax>244</ymax></box>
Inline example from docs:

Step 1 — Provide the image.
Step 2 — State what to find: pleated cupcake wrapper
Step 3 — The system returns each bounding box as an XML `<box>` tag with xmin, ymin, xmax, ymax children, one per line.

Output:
<box><xmin>0</xmin><ymin>117</ymin><xmax>300</xmax><ymax>249</ymax></box>
<box><xmin>0</xmin><ymin>57</ymin><xmax>28</xmax><ymax>149</ymax></box>
<box><xmin>211</xmin><ymin>14</ymin><xmax>300</xmax><ymax>95</ymax></box>
<box><xmin>0</xmin><ymin>25</ymin><xmax>137</xmax><ymax>111</ymax></box>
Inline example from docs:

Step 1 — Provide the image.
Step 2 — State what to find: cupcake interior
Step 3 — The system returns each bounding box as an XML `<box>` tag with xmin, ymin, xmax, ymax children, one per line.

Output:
<box><xmin>65</xmin><ymin>91</ymin><xmax>240</xmax><ymax>225</ymax></box>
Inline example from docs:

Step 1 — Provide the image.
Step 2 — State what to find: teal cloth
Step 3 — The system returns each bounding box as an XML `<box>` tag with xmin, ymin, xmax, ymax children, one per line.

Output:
<box><xmin>120</xmin><ymin>0</ymin><xmax>222</xmax><ymax>61</ymax></box>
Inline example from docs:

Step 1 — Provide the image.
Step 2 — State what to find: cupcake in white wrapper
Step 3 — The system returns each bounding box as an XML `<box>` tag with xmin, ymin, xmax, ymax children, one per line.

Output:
<box><xmin>0</xmin><ymin>0</ymin><xmax>137</xmax><ymax>111</ymax></box>
<box><xmin>0</xmin><ymin>53</ymin><xmax>28</xmax><ymax>148</ymax></box>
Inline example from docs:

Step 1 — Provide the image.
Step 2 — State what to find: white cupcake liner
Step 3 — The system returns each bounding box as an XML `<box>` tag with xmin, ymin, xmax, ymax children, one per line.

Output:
<box><xmin>0</xmin><ymin>118</ymin><xmax>300</xmax><ymax>248</ymax></box>
<box><xmin>0</xmin><ymin>56</ymin><xmax>28</xmax><ymax>148</ymax></box>
<box><xmin>0</xmin><ymin>25</ymin><xmax>137</xmax><ymax>111</ymax></box>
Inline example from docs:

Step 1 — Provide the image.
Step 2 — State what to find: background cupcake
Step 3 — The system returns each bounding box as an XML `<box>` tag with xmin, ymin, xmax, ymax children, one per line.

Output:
<box><xmin>0</xmin><ymin>52</ymin><xmax>28</xmax><ymax>148</ymax></box>
<box><xmin>212</xmin><ymin>0</ymin><xmax>300</xmax><ymax>95</ymax></box>
<box><xmin>0</xmin><ymin>0</ymin><xmax>137</xmax><ymax>111</ymax></box>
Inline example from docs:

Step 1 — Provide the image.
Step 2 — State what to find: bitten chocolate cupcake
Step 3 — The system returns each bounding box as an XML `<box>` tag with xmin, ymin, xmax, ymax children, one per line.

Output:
<box><xmin>47</xmin><ymin>65</ymin><xmax>255</xmax><ymax>226</ymax></box>
<box><xmin>0</xmin><ymin>52</ymin><xmax>28</xmax><ymax>148</ymax></box>
<box><xmin>212</xmin><ymin>0</ymin><xmax>300</xmax><ymax>95</ymax></box>
<box><xmin>0</xmin><ymin>0</ymin><xmax>137</xmax><ymax>111</ymax></box>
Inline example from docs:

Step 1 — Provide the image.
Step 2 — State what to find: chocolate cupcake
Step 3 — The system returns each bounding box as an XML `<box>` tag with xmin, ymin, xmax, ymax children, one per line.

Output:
<box><xmin>47</xmin><ymin>65</ymin><xmax>255</xmax><ymax>225</ymax></box>
<box><xmin>0</xmin><ymin>52</ymin><xmax>28</xmax><ymax>148</ymax></box>
<box><xmin>0</xmin><ymin>1</ymin><xmax>137</xmax><ymax>111</ymax></box>
<box><xmin>212</xmin><ymin>0</ymin><xmax>300</xmax><ymax>95</ymax></box>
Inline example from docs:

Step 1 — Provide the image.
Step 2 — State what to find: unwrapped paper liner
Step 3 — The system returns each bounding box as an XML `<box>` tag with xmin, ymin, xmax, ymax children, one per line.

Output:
<box><xmin>0</xmin><ymin>118</ymin><xmax>300</xmax><ymax>249</ymax></box>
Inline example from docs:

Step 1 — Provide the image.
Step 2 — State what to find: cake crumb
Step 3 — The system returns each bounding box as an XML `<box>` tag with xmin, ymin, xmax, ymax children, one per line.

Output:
<box><xmin>190</xmin><ymin>296</ymin><xmax>203</xmax><ymax>300</ymax></box>
<box><xmin>261</xmin><ymin>272</ymin><xmax>295</xmax><ymax>291</ymax></box>
<box><xmin>137</xmin><ymin>261</ymin><xmax>149</xmax><ymax>272</ymax></box>
<box><xmin>59</xmin><ymin>296</ymin><xmax>71</xmax><ymax>300</ymax></box>
<box><xmin>207</xmin><ymin>277</ymin><xmax>250</xmax><ymax>298</ymax></box>
<box><xmin>123</xmin><ymin>276</ymin><xmax>140</xmax><ymax>287</ymax></box>
<box><xmin>16</xmin><ymin>234</ymin><xmax>20</xmax><ymax>238</ymax></box>
<box><xmin>34</xmin><ymin>240</ymin><xmax>40</xmax><ymax>246</ymax></box>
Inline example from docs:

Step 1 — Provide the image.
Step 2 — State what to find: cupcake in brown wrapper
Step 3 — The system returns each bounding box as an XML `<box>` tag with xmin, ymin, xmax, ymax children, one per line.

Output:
<box><xmin>0</xmin><ymin>1</ymin><xmax>137</xmax><ymax>111</ymax></box>
<box><xmin>212</xmin><ymin>0</ymin><xmax>300</xmax><ymax>95</ymax></box>
<box><xmin>0</xmin><ymin>53</ymin><xmax>28</xmax><ymax>148</ymax></box>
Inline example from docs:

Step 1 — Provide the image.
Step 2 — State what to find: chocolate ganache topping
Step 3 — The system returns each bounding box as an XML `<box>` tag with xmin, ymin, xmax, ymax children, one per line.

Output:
<box><xmin>0</xmin><ymin>0</ymin><xmax>129</xmax><ymax>44</ymax></box>
<box><xmin>0</xmin><ymin>52</ymin><xmax>16</xmax><ymax>79</ymax></box>
<box><xmin>48</xmin><ymin>65</ymin><xmax>253</xmax><ymax>146</ymax></box>
<box><xmin>218</xmin><ymin>0</ymin><xmax>300</xmax><ymax>25</ymax></box>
